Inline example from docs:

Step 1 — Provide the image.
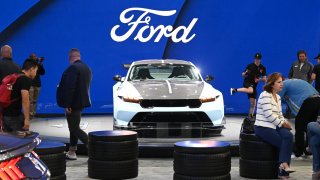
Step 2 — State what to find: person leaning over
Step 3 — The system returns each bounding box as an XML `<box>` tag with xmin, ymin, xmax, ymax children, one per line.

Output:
<box><xmin>311</xmin><ymin>53</ymin><xmax>320</xmax><ymax>93</ymax></box>
<box><xmin>254</xmin><ymin>72</ymin><xmax>294</xmax><ymax>179</ymax></box>
<box><xmin>2</xmin><ymin>59</ymin><xmax>38</xmax><ymax>132</ymax></box>
<box><xmin>57</xmin><ymin>48</ymin><xmax>92</xmax><ymax>160</ymax></box>
<box><xmin>278</xmin><ymin>79</ymin><xmax>320</xmax><ymax>158</ymax></box>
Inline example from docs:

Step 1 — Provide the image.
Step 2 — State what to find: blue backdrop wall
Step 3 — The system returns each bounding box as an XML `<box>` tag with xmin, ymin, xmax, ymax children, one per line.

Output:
<box><xmin>1</xmin><ymin>0</ymin><xmax>320</xmax><ymax>114</ymax></box>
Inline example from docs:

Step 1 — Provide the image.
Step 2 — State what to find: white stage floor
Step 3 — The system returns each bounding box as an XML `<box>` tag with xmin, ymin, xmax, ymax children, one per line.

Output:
<box><xmin>30</xmin><ymin>115</ymin><xmax>245</xmax><ymax>143</ymax></box>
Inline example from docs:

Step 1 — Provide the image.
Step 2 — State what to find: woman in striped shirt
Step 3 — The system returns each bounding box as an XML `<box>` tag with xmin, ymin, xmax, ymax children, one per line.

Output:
<box><xmin>254</xmin><ymin>72</ymin><xmax>294</xmax><ymax>178</ymax></box>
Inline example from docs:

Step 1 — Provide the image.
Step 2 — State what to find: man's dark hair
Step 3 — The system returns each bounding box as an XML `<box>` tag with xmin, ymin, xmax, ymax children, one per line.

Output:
<box><xmin>22</xmin><ymin>59</ymin><xmax>38</xmax><ymax>70</ymax></box>
<box><xmin>297</xmin><ymin>50</ymin><xmax>307</xmax><ymax>57</ymax></box>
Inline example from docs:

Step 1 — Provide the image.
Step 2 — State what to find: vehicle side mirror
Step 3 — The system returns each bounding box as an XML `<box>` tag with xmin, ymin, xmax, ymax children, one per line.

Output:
<box><xmin>205</xmin><ymin>75</ymin><xmax>214</xmax><ymax>82</ymax></box>
<box><xmin>113</xmin><ymin>75</ymin><xmax>122</xmax><ymax>81</ymax></box>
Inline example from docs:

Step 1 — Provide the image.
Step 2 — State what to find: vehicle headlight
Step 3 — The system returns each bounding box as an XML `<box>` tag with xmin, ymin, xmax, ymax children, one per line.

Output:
<box><xmin>199</xmin><ymin>95</ymin><xmax>220</xmax><ymax>103</ymax></box>
<box><xmin>121</xmin><ymin>96</ymin><xmax>142</xmax><ymax>103</ymax></box>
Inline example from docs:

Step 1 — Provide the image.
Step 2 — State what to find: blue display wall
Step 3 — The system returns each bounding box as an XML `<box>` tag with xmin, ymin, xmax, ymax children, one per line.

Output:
<box><xmin>1</xmin><ymin>0</ymin><xmax>320</xmax><ymax>114</ymax></box>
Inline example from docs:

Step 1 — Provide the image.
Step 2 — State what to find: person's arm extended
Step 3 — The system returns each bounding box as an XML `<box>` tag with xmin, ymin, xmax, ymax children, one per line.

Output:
<box><xmin>21</xmin><ymin>89</ymin><xmax>30</xmax><ymax>130</ymax></box>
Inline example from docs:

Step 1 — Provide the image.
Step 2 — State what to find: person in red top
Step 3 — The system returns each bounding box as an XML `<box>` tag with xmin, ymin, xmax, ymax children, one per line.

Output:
<box><xmin>2</xmin><ymin>59</ymin><xmax>38</xmax><ymax>132</ymax></box>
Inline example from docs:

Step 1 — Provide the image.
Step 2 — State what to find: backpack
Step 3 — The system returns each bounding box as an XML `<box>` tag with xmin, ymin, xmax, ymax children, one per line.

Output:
<box><xmin>240</xmin><ymin>116</ymin><xmax>255</xmax><ymax>134</ymax></box>
<box><xmin>0</xmin><ymin>73</ymin><xmax>21</xmax><ymax>108</ymax></box>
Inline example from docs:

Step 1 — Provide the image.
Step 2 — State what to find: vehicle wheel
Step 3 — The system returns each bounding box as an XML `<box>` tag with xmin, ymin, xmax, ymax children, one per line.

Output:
<box><xmin>174</xmin><ymin>173</ymin><xmax>230</xmax><ymax>180</ymax></box>
<box><xmin>89</xmin><ymin>130</ymin><xmax>137</xmax><ymax>142</ymax></box>
<box><xmin>174</xmin><ymin>152</ymin><xmax>231</xmax><ymax>177</ymax></box>
<box><xmin>88</xmin><ymin>159</ymin><xmax>138</xmax><ymax>179</ymax></box>
<box><xmin>88</xmin><ymin>140</ymin><xmax>138</xmax><ymax>161</ymax></box>
<box><xmin>239</xmin><ymin>158</ymin><xmax>278</xmax><ymax>179</ymax></box>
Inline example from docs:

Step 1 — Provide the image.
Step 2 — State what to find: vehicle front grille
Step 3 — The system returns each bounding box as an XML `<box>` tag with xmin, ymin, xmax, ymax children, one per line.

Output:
<box><xmin>140</xmin><ymin>99</ymin><xmax>201</xmax><ymax>108</ymax></box>
<box><xmin>130</xmin><ymin>112</ymin><xmax>212</xmax><ymax>124</ymax></box>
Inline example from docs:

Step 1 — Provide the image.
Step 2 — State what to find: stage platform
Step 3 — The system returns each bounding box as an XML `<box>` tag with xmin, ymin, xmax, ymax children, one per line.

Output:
<box><xmin>30</xmin><ymin>115</ymin><xmax>243</xmax><ymax>156</ymax></box>
<box><xmin>29</xmin><ymin>115</ymin><xmax>313</xmax><ymax>180</ymax></box>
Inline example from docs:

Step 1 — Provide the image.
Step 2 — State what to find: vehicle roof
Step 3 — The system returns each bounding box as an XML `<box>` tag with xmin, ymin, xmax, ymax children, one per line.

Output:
<box><xmin>132</xmin><ymin>59</ymin><xmax>193</xmax><ymax>66</ymax></box>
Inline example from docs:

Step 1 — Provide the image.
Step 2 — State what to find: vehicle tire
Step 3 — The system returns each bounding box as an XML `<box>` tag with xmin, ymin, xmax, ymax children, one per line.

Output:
<box><xmin>34</xmin><ymin>141</ymin><xmax>66</xmax><ymax>155</ymax></box>
<box><xmin>174</xmin><ymin>152</ymin><xmax>231</xmax><ymax>177</ymax></box>
<box><xmin>50</xmin><ymin>173</ymin><xmax>66</xmax><ymax>180</ymax></box>
<box><xmin>39</xmin><ymin>153</ymin><xmax>66</xmax><ymax>177</ymax></box>
<box><xmin>239</xmin><ymin>158</ymin><xmax>278</xmax><ymax>179</ymax></box>
<box><xmin>174</xmin><ymin>173</ymin><xmax>231</xmax><ymax>180</ymax></box>
<box><xmin>88</xmin><ymin>159</ymin><xmax>138</xmax><ymax>179</ymax></box>
<box><xmin>240</xmin><ymin>140</ymin><xmax>278</xmax><ymax>161</ymax></box>
<box><xmin>174</xmin><ymin>141</ymin><xmax>230</xmax><ymax>154</ymax></box>
<box><xmin>88</xmin><ymin>140</ymin><xmax>138</xmax><ymax>161</ymax></box>
<box><xmin>88</xmin><ymin>130</ymin><xmax>137</xmax><ymax>142</ymax></box>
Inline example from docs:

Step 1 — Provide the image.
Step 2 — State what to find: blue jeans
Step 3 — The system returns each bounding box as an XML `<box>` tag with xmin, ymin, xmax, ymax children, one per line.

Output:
<box><xmin>307</xmin><ymin>122</ymin><xmax>320</xmax><ymax>172</ymax></box>
<box><xmin>254</xmin><ymin>126</ymin><xmax>293</xmax><ymax>164</ymax></box>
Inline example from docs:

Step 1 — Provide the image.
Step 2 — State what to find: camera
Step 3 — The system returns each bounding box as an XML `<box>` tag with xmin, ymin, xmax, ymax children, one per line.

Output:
<box><xmin>38</xmin><ymin>57</ymin><xmax>45</xmax><ymax>61</ymax></box>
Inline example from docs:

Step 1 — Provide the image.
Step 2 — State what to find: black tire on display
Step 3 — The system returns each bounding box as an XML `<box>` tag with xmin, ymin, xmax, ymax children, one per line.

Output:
<box><xmin>88</xmin><ymin>130</ymin><xmax>137</xmax><ymax>142</ymax></box>
<box><xmin>173</xmin><ymin>152</ymin><xmax>231</xmax><ymax>177</ymax></box>
<box><xmin>239</xmin><ymin>140</ymin><xmax>278</xmax><ymax>161</ymax></box>
<box><xmin>173</xmin><ymin>173</ymin><xmax>231</xmax><ymax>180</ymax></box>
<box><xmin>239</xmin><ymin>132</ymin><xmax>263</xmax><ymax>142</ymax></box>
<box><xmin>239</xmin><ymin>158</ymin><xmax>278</xmax><ymax>179</ymax></box>
<box><xmin>88</xmin><ymin>140</ymin><xmax>138</xmax><ymax>161</ymax></box>
<box><xmin>174</xmin><ymin>141</ymin><xmax>230</xmax><ymax>154</ymax></box>
<box><xmin>39</xmin><ymin>153</ymin><xmax>66</xmax><ymax>177</ymax></box>
<box><xmin>50</xmin><ymin>174</ymin><xmax>67</xmax><ymax>180</ymax></box>
<box><xmin>88</xmin><ymin>159</ymin><xmax>138</xmax><ymax>179</ymax></box>
<box><xmin>34</xmin><ymin>141</ymin><xmax>66</xmax><ymax>155</ymax></box>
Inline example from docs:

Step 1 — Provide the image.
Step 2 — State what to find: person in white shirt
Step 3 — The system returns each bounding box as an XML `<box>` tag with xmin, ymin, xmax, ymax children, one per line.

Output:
<box><xmin>254</xmin><ymin>72</ymin><xmax>294</xmax><ymax>178</ymax></box>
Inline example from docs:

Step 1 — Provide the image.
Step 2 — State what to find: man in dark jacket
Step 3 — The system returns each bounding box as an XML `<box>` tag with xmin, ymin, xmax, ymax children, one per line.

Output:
<box><xmin>0</xmin><ymin>45</ymin><xmax>21</xmax><ymax>131</ymax></box>
<box><xmin>288</xmin><ymin>50</ymin><xmax>313</xmax><ymax>83</ymax></box>
<box><xmin>57</xmin><ymin>48</ymin><xmax>92</xmax><ymax>160</ymax></box>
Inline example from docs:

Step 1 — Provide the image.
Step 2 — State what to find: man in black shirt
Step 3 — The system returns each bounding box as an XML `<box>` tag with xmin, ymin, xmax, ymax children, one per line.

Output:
<box><xmin>0</xmin><ymin>45</ymin><xmax>21</xmax><ymax>131</ymax></box>
<box><xmin>2</xmin><ymin>59</ymin><xmax>38</xmax><ymax>132</ymax></box>
<box><xmin>28</xmin><ymin>53</ymin><xmax>45</xmax><ymax>118</ymax></box>
<box><xmin>312</xmin><ymin>53</ymin><xmax>320</xmax><ymax>93</ymax></box>
<box><xmin>230</xmin><ymin>53</ymin><xmax>267</xmax><ymax>118</ymax></box>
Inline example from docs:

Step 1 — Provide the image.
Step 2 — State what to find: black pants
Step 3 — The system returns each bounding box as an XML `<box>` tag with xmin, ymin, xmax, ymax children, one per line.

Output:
<box><xmin>295</xmin><ymin>96</ymin><xmax>320</xmax><ymax>156</ymax></box>
<box><xmin>66</xmin><ymin>109</ymin><xmax>88</xmax><ymax>148</ymax></box>
<box><xmin>2</xmin><ymin>114</ymin><xmax>24</xmax><ymax>132</ymax></box>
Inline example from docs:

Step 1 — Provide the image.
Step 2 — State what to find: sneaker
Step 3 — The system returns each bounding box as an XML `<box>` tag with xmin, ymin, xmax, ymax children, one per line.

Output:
<box><xmin>291</xmin><ymin>154</ymin><xmax>304</xmax><ymax>160</ymax></box>
<box><xmin>278</xmin><ymin>167</ymin><xmax>290</xmax><ymax>179</ymax></box>
<box><xmin>312</xmin><ymin>171</ymin><xmax>320</xmax><ymax>180</ymax></box>
<box><xmin>230</xmin><ymin>88</ymin><xmax>236</xmax><ymax>95</ymax></box>
<box><xmin>66</xmin><ymin>152</ymin><xmax>77</xmax><ymax>160</ymax></box>
<box><xmin>305</xmin><ymin>147</ymin><xmax>312</xmax><ymax>156</ymax></box>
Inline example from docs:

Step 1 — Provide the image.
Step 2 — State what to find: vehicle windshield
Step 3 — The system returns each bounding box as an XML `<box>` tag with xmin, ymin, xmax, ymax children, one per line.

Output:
<box><xmin>128</xmin><ymin>64</ymin><xmax>202</xmax><ymax>81</ymax></box>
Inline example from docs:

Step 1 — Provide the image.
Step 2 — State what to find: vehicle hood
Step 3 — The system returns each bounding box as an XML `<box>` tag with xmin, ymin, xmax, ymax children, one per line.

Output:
<box><xmin>129</xmin><ymin>80</ymin><xmax>204</xmax><ymax>99</ymax></box>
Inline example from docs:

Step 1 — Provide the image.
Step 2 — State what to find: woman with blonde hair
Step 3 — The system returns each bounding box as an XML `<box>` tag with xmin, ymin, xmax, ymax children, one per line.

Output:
<box><xmin>254</xmin><ymin>72</ymin><xmax>294</xmax><ymax>178</ymax></box>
